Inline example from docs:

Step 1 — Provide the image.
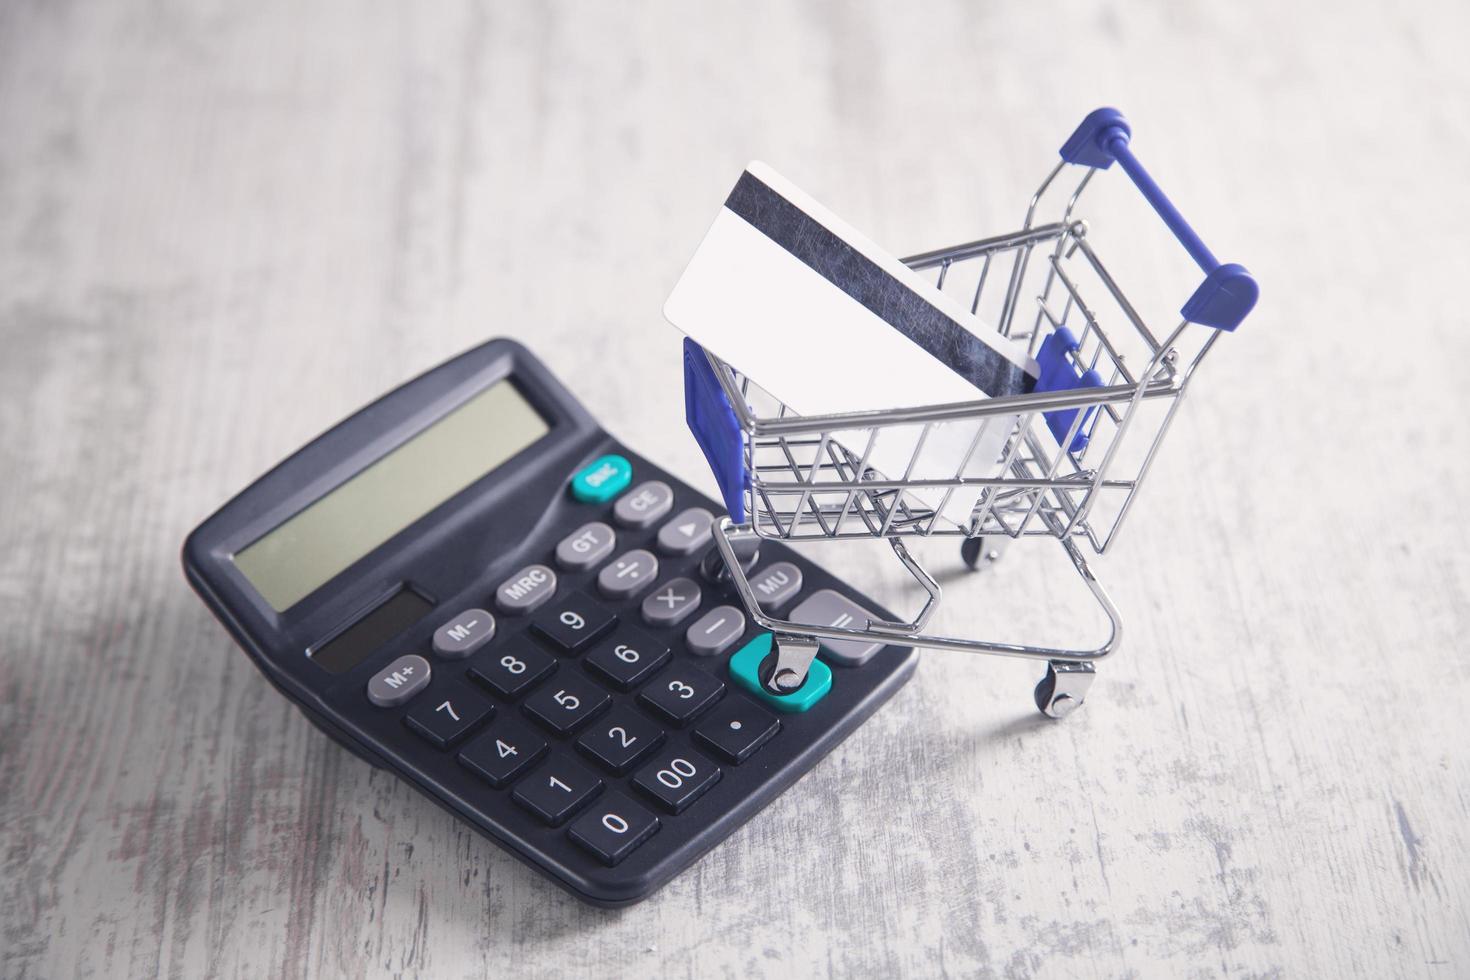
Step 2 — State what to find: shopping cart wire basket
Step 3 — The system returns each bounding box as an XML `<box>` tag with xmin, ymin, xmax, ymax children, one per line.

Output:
<box><xmin>683</xmin><ymin>107</ymin><xmax>1258</xmax><ymax>718</ymax></box>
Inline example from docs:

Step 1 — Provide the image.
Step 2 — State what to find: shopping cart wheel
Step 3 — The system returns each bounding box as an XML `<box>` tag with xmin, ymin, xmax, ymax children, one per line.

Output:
<box><xmin>960</xmin><ymin>536</ymin><xmax>1008</xmax><ymax>571</ymax></box>
<box><xmin>1034</xmin><ymin>661</ymin><xmax>1096</xmax><ymax>719</ymax></box>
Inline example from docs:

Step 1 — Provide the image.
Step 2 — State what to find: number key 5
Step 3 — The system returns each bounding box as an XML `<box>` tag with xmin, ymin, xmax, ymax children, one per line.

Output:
<box><xmin>522</xmin><ymin>674</ymin><xmax>611</xmax><ymax>735</ymax></box>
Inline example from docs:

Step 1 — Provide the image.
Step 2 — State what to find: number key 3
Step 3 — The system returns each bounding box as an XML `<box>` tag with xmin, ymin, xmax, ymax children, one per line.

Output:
<box><xmin>638</xmin><ymin>664</ymin><xmax>724</xmax><ymax>726</ymax></box>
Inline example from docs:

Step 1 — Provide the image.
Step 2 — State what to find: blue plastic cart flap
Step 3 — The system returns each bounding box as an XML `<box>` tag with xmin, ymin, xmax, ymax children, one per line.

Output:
<box><xmin>1035</xmin><ymin>328</ymin><xmax>1103</xmax><ymax>453</ymax></box>
<box><xmin>683</xmin><ymin>339</ymin><xmax>747</xmax><ymax>523</ymax></box>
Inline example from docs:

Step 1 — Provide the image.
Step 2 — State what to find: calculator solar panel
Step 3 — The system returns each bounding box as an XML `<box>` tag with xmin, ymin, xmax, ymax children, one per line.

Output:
<box><xmin>183</xmin><ymin>338</ymin><xmax>917</xmax><ymax>906</ymax></box>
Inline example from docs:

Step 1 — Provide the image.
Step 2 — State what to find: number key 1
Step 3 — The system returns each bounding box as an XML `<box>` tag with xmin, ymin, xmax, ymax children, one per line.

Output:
<box><xmin>512</xmin><ymin>753</ymin><xmax>603</xmax><ymax>826</ymax></box>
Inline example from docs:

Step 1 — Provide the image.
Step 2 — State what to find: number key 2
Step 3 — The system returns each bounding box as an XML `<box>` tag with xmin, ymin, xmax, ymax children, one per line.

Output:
<box><xmin>404</xmin><ymin>684</ymin><xmax>493</xmax><ymax>749</ymax></box>
<box><xmin>638</xmin><ymin>664</ymin><xmax>724</xmax><ymax>725</ymax></box>
<box><xmin>522</xmin><ymin>674</ymin><xmax>611</xmax><ymax>735</ymax></box>
<box><xmin>582</xmin><ymin>627</ymin><xmax>670</xmax><ymax>691</ymax></box>
<box><xmin>576</xmin><ymin>705</ymin><xmax>664</xmax><ymax>774</ymax></box>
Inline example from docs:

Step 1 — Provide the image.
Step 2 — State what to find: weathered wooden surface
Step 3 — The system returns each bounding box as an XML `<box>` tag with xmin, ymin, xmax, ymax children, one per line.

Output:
<box><xmin>3</xmin><ymin>1</ymin><xmax>1467</xmax><ymax>976</ymax></box>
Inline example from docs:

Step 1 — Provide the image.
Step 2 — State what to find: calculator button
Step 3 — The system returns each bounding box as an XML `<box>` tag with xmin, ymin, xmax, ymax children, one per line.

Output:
<box><xmin>567</xmin><ymin>792</ymin><xmax>660</xmax><ymax>866</ymax></box>
<box><xmin>728</xmin><ymin>632</ymin><xmax>832</xmax><ymax>713</ymax></box>
<box><xmin>570</xmin><ymin>454</ymin><xmax>633</xmax><ymax>504</ymax></box>
<box><xmin>582</xmin><ymin>627</ymin><xmax>671</xmax><ymax>691</ymax></box>
<box><xmin>555</xmin><ymin>521</ymin><xmax>617</xmax><ymax>571</ymax></box>
<box><xmin>530</xmin><ymin>592</ymin><xmax>617</xmax><ymax>652</ymax></box>
<box><xmin>639</xmin><ymin>664</ymin><xmax>724</xmax><ymax>725</ymax></box>
<box><xmin>467</xmin><ymin>642</ymin><xmax>556</xmax><ymax>699</ymax></box>
<box><xmin>641</xmin><ymin>577</ymin><xmax>702</xmax><ymax>628</ymax></box>
<box><xmin>685</xmin><ymin>605</ymin><xmax>746</xmax><ymax>657</ymax></box>
<box><xmin>366</xmin><ymin>655</ymin><xmax>431</xmax><ymax>707</ymax></box>
<box><xmin>633</xmin><ymin>747</ymin><xmax>721</xmax><ymax>814</ymax></box>
<box><xmin>513</xmin><ymin>753</ymin><xmax>603</xmax><ymax>826</ymax></box>
<box><xmin>747</xmin><ymin>561</ymin><xmax>803</xmax><ymax>611</ymax></box>
<box><xmin>612</xmin><ymin>480</ymin><xmax>674</xmax><ymax>529</ymax></box>
<box><xmin>432</xmin><ymin>609</ymin><xmax>496</xmax><ymax>659</ymax></box>
<box><xmin>458</xmin><ymin>717</ymin><xmax>547</xmax><ymax>788</ymax></box>
<box><xmin>788</xmin><ymin>589</ymin><xmax>885</xmax><ymax>666</ymax></box>
<box><xmin>576</xmin><ymin>705</ymin><xmax>665</xmax><ymax>774</ymax></box>
<box><xmin>695</xmin><ymin>698</ymin><xmax>780</xmax><ymax>764</ymax></box>
<box><xmin>404</xmin><ymin>684</ymin><xmax>493</xmax><ymax>749</ymax></box>
<box><xmin>597</xmin><ymin>549</ymin><xmax>659</xmax><ymax>600</ymax></box>
<box><xmin>656</xmin><ymin>507</ymin><xmax>714</xmax><ymax>556</ymax></box>
<box><xmin>495</xmin><ymin>564</ymin><xmax>557</xmax><ymax>615</ymax></box>
<box><xmin>522</xmin><ymin>674</ymin><xmax>611</xmax><ymax>735</ymax></box>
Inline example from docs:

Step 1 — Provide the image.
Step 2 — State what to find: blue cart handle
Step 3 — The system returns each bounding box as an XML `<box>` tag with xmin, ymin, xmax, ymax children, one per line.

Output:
<box><xmin>1060</xmin><ymin>108</ymin><xmax>1258</xmax><ymax>332</ymax></box>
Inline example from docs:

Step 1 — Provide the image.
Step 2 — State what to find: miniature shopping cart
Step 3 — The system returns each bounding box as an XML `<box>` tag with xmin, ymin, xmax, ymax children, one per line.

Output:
<box><xmin>681</xmin><ymin>108</ymin><xmax>1258</xmax><ymax>718</ymax></box>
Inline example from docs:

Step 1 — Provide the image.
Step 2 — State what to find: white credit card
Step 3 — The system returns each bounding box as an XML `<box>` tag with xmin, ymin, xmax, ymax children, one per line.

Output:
<box><xmin>664</xmin><ymin>161</ymin><xmax>1040</xmax><ymax>527</ymax></box>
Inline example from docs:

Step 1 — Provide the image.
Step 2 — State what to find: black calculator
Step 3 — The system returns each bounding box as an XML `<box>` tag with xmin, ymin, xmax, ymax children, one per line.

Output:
<box><xmin>183</xmin><ymin>338</ymin><xmax>917</xmax><ymax>906</ymax></box>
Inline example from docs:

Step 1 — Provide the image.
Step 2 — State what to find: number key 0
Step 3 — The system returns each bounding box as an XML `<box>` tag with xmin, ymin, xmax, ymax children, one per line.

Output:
<box><xmin>568</xmin><ymin>792</ymin><xmax>660</xmax><ymax>866</ymax></box>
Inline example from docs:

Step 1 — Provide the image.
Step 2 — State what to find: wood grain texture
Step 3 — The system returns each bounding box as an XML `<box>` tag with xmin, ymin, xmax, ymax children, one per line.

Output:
<box><xmin>3</xmin><ymin>1</ymin><xmax>1467</xmax><ymax>977</ymax></box>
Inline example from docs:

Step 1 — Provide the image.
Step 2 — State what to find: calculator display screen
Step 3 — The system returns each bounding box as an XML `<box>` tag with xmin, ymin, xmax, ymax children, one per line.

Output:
<box><xmin>234</xmin><ymin>380</ymin><xmax>549</xmax><ymax>611</ymax></box>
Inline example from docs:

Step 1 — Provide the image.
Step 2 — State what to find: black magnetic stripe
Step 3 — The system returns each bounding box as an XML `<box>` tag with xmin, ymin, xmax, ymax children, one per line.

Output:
<box><xmin>724</xmin><ymin>171</ymin><xmax>1034</xmax><ymax>397</ymax></box>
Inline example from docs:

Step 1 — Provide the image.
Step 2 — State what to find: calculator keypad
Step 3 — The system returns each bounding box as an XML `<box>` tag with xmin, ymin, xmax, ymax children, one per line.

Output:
<box><xmin>459</xmin><ymin>717</ymin><xmax>547</xmax><ymax>788</ymax></box>
<box><xmin>576</xmin><ymin>705</ymin><xmax>664</xmax><ymax>774</ymax></box>
<box><xmin>639</xmin><ymin>664</ymin><xmax>724</xmax><ymax>725</ymax></box>
<box><xmin>468</xmin><ymin>641</ymin><xmax>557</xmax><ymax>699</ymax></box>
<box><xmin>404</xmin><ymin>684</ymin><xmax>493</xmax><ymax>749</ymax></box>
<box><xmin>522</xmin><ymin>674</ymin><xmax>611</xmax><ymax>735</ymax></box>
<box><xmin>633</xmin><ymin>747</ymin><xmax>721</xmax><ymax>814</ymax></box>
<box><xmin>582</xmin><ymin>627</ymin><xmax>671</xmax><ymax>691</ymax></box>
<box><xmin>342</xmin><ymin>445</ymin><xmax>910</xmax><ymax>898</ymax></box>
<box><xmin>531</xmin><ymin>592</ymin><xmax>617</xmax><ymax>652</ymax></box>
<box><xmin>513</xmin><ymin>753</ymin><xmax>604</xmax><ymax>826</ymax></box>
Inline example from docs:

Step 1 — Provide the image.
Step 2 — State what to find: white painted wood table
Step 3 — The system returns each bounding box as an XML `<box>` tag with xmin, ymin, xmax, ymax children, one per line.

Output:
<box><xmin>3</xmin><ymin>2</ymin><xmax>1467</xmax><ymax>976</ymax></box>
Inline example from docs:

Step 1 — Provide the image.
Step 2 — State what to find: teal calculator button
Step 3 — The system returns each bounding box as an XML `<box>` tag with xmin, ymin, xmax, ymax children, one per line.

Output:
<box><xmin>728</xmin><ymin>633</ymin><xmax>832</xmax><ymax>713</ymax></box>
<box><xmin>570</xmin><ymin>454</ymin><xmax>633</xmax><ymax>503</ymax></box>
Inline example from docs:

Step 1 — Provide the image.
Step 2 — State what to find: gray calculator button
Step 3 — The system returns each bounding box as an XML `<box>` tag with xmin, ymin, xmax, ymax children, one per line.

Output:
<box><xmin>613</xmin><ymin>480</ymin><xmax>674</xmax><ymax>529</ymax></box>
<box><xmin>556</xmin><ymin>521</ymin><xmax>616</xmax><ymax>570</ymax></box>
<box><xmin>641</xmin><ymin>576</ymin><xmax>703</xmax><ymax>627</ymax></box>
<box><xmin>748</xmin><ymin>561</ymin><xmax>803</xmax><ymax>610</ymax></box>
<box><xmin>496</xmin><ymin>564</ymin><xmax>557</xmax><ymax>614</ymax></box>
<box><xmin>432</xmin><ymin>608</ymin><xmax>496</xmax><ymax>658</ymax></box>
<box><xmin>656</xmin><ymin>507</ymin><xmax>714</xmax><ymax>556</ymax></box>
<box><xmin>367</xmin><ymin>654</ymin><xmax>431</xmax><ymax>707</ymax></box>
<box><xmin>789</xmin><ymin>589</ymin><xmax>884</xmax><ymax>666</ymax></box>
<box><xmin>598</xmin><ymin>549</ymin><xmax>659</xmax><ymax>599</ymax></box>
<box><xmin>685</xmin><ymin>605</ymin><xmax>745</xmax><ymax>657</ymax></box>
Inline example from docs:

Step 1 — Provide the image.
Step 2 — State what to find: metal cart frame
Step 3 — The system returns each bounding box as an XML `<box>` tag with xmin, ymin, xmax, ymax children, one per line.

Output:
<box><xmin>683</xmin><ymin>108</ymin><xmax>1258</xmax><ymax>717</ymax></box>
